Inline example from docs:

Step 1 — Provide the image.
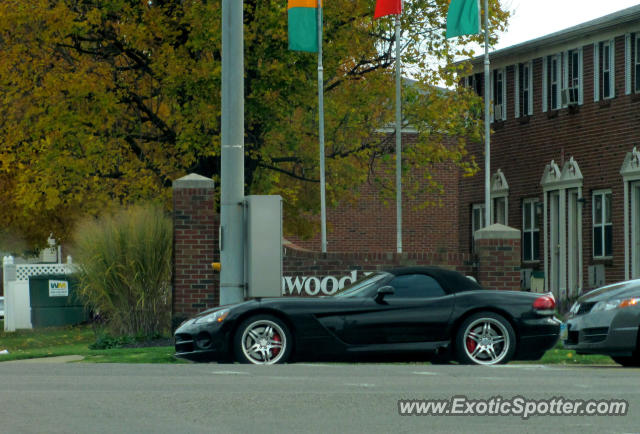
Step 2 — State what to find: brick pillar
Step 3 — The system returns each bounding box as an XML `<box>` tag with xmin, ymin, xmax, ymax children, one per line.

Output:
<box><xmin>172</xmin><ymin>174</ymin><xmax>219</xmax><ymax>326</ymax></box>
<box><xmin>474</xmin><ymin>224</ymin><xmax>521</xmax><ymax>291</ymax></box>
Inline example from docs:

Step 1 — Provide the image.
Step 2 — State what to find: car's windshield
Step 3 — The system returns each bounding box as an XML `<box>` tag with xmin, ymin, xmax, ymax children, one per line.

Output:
<box><xmin>333</xmin><ymin>272</ymin><xmax>390</xmax><ymax>298</ymax></box>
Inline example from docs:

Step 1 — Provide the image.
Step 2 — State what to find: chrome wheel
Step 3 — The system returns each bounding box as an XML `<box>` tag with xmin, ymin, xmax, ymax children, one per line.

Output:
<box><xmin>462</xmin><ymin>317</ymin><xmax>510</xmax><ymax>365</ymax></box>
<box><xmin>240</xmin><ymin>319</ymin><xmax>287</xmax><ymax>364</ymax></box>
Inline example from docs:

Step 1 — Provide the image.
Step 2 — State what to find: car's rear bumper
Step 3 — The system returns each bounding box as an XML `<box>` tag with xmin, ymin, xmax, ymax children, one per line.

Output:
<box><xmin>514</xmin><ymin>316</ymin><xmax>561</xmax><ymax>360</ymax></box>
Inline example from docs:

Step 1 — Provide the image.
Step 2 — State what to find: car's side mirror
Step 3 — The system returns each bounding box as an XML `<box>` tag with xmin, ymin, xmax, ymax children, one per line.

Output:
<box><xmin>375</xmin><ymin>286</ymin><xmax>395</xmax><ymax>304</ymax></box>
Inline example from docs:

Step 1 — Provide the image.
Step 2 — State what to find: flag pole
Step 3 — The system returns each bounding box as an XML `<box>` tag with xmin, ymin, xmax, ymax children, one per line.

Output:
<box><xmin>483</xmin><ymin>0</ymin><xmax>491</xmax><ymax>228</ymax></box>
<box><xmin>395</xmin><ymin>2</ymin><xmax>403</xmax><ymax>253</ymax></box>
<box><xmin>317</xmin><ymin>0</ymin><xmax>327</xmax><ymax>253</ymax></box>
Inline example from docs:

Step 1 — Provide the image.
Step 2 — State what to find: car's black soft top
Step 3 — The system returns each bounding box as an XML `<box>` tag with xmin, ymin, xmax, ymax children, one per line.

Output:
<box><xmin>385</xmin><ymin>266</ymin><xmax>483</xmax><ymax>293</ymax></box>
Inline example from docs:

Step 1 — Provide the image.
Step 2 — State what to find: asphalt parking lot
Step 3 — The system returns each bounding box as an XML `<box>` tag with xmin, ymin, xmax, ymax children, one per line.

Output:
<box><xmin>0</xmin><ymin>362</ymin><xmax>637</xmax><ymax>434</ymax></box>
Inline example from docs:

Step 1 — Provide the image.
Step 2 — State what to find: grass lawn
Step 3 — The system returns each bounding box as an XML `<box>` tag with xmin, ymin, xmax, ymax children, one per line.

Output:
<box><xmin>524</xmin><ymin>346</ymin><xmax>615</xmax><ymax>365</ymax></box>
<box><xmin>0</xmin><ymin>321</ymin><xmax>188</xmax><ymax>364</ymax></box>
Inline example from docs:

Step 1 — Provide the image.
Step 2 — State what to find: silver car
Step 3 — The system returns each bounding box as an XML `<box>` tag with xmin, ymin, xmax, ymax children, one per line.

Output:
<box><xmin>0</xmin><ymin>296</ymin><xmax>4</xmax><ymax>318</ymax></box>
<box><xmin>562</xmin><ymin>280</ymin><xmax>640</xmax><ymax>366</ymax></box>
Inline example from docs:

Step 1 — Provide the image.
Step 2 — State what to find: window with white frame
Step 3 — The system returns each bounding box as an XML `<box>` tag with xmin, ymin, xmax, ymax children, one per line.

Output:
<box><xmin>635</xmin><ymin>35</ymin><xmax>640</xmax><ymax>93</ymax></box>
<box><xmin>465</xmin><ymin>73</ymin><xmax>482</xmax><ymax>96</ymax></box>
<box><xmin>565</xmin><ymin>49</ymin><xmax>581</xmax><ymax>104</ymax></box>
<box><xmin>490</xmin><ymin>169</ymin><xmax>509</xmax><ymax>225</ymax></box>
<box><xmin>545</xmin><ymin>55</ymin><xmax>560</xmax><ymax>110</ymax></box>
<box><xmin>491</xmin><ymin>68</ymin><xmax>506</xmax><ymax>121</ymax></box>
<box><xmin>515</xmin><ymin>61</ymin><xmax>533</xmax><ymax>117</ymax></box>
<box><xmin>544</xmin><ymin>49</ymin><xmax>583</xmax><ymax>110</ymax></box>
<box><xmin>595</xmin><ymin>39</ymin><xmax>615</xmax><ymax>100</ymax></box>
<box><xmin>492</xmin><ymin>196</ymin><xmax>507</xmax><ymax>225</ymax></box>
<box><xmin>471</xmin><ymin>203</ymin><xmax>486</xmax><ymax>251</ymax></box>
<box><xmin>592</xmin><ymin>190</ymin><xmax>613</xmax><ymax>258</ymax></box>
<box><xmin>624</xmin><ymin>33</ymin><xmax>640</xmax><ymax>94</ymax></box>
<box><xmin>522</xmin><ymin>199</ymin><xmax>540</xmax><ymax>261</ymax></box>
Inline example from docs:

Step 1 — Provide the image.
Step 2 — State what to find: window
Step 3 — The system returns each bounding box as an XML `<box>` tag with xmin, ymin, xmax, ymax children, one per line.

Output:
<box><xmin>492</xmin><ymin>196</ymin><xmax>507</xmax><ymax>225</ymax></box>
<box><xmin>387</xmin><ymin>274</ymin><xmax>446</xmax><ymax>298</ymax></box>
<box><xmin>515</xmin><ymin>62</ymin><xmax>533</xmax><ymax>117</ymax></box>
<box><xmin>491</xmin><ymin>68</ymin><xmax>506</xmax><ymax>121</ymax></box>
<box><xmin>635</xmin><ymin>36</ymin><xmax>640</xmax><ymax>93</ymax></box>
<box><xmin>625</xmin><ymin>33</ymin><xmax>640</xmax><ymax>94</ymax></box>
<box><xmin>595</xmin><ymin>40</ymin><xmax>615</xmax><ymax>100</ymax></box>
<box><xmin>545</xmin><ymin>55</ymin><xmax>560</xmax><ymax>110</ymax></box>
<box><xmin>592</xmin><ymin>190</ymin><xmax>613</xmax><ymax>258</ymax></box>
<box><xmin>565</xmin><ymin>49</ymin><xmax>580</xmax><ymax>104</ymax></box>
<box><xmin>544</xmin><ymin>49</ymin><xmax>582</xmax><ymax>110</ymax></box>
<box><xmin>465</xmin><ymin>74</ymin><xmax>482</xmax><ymax>96</ymax></box>
<box><xmin>523</xmin><ymin>199</ymin><xmax>540</xmax><ymax>261</ymax></box>
<box><xmin>471</xmin><ymin>203</ymin><xmax>486</xmax><ymax>251</ymax></box>
<box><xmin>472</xmin><ymin>203</ymin><xmax>486</xmax><ymax>232</ymax></box>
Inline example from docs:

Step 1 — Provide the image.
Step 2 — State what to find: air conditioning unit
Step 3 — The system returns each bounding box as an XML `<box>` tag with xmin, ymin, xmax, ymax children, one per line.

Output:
<box><xmin>494</xmin><ymin>104</ymin><xmax>504</xmax><ymax>120</ymax></box>
<box><xmin>561</xmin><ymin>88</ymin><xmax>579</xmax><ymax>106</ymax></box>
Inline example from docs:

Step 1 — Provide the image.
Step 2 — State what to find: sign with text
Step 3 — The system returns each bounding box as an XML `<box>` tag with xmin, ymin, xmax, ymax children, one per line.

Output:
<box><xmin>48</xmin><ymin>280</ymin><xmax>69</xmax><ymax>297</ymax></box>
<box><xmin>282</xmin><ymin>270</ymin><xmax>372</xmax><ymax>296</ymax></box>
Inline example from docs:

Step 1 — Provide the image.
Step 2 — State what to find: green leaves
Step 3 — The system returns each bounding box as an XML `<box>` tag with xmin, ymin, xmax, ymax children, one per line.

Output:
<box><xmin>0</xmin><ymin>0</ymin><xmax>508</xmax><ymax>247</ymax></box>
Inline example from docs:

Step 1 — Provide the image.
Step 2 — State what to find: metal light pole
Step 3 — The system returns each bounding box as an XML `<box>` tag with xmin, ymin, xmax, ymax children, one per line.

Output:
<box><xmin>317</xmin><ymin>0</ymin><xmax>327</xmax><ymax>253</ymax></box>
<box><xmin>483</xmin><ymin>0</ymin><xmax>491</xmax><ymax>228</ymax></box>
<box><xmin>395</xmin><ymin>10</ymin><xmax>403</xmax><ymax>253</ymax></box>
<box><xmin>220</xmin><ymin>0</ymin><xmax>245</xmax><ymax>305</ymax></box>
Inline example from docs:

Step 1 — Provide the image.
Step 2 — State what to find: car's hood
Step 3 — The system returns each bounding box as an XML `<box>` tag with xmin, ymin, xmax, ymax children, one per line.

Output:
<box><xmin>579</xmin><ymin>279</ymin><xmax>640</xmax><ymax>302</ymax></box>
<box><xmin>192</xmin><ymin>300</ymin><xmax>253</xmax><ymax>319</ymax></box>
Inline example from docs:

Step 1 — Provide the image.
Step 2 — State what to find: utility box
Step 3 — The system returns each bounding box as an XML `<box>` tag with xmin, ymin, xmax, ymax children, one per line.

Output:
<box><xmin>245</xmin><ymin>195</ymin><xmax>283</xmax><ymax>298</ymax></box>
<box><xmin>530</xmin><ymin>271</ymin><xmax>545</xmax><ymax>293</ymax></box>
<box><xmin>29</xmin><ymin>275</ymin><xmax>88</xmax><ymax>327</ymax></box>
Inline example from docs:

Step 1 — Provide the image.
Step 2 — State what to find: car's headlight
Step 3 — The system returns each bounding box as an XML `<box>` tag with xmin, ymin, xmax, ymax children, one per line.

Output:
<box><xmin>592</xmin><ymin>298</ymin><xmax>640</xmax><ymax>312</ymax></box>
<box><xmin>194</xmin><ymin>309</ymin><xmax>230</xmax><ymax>324</ymax></box>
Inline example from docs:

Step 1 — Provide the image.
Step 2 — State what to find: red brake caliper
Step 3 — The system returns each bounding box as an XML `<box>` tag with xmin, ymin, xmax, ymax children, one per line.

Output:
<box><xmin>466</xmin><ymin>332</ymin><xmax>477</xmax><ymax>353</ymax></box>
<box><xmin>271</xmin><ymin>333</ymin><xmax>281</xmax><ymax>357</ymax></box>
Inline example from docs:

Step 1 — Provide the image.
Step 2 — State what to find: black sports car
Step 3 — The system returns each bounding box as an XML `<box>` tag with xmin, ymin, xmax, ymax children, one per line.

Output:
<box><xmin>174</xmin><ymin>267</ymin><xmax>560</xmax><ymax>365</ymax></box>
<box><xmin>562</xmin><ymin>279</ymin><xmax>640</xmax><ymax>366</ymax></box>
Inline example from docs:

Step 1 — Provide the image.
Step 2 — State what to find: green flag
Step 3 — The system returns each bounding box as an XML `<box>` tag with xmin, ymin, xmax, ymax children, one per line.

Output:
<box><xmin>288</xmin><ymin>0</ymin><xmax>320</xmax><ymax>52</ymax></box>
<box><xmin>446</xmin><ymin>0</ymin><xmax>481</xmax><ymax>38</ymax></box>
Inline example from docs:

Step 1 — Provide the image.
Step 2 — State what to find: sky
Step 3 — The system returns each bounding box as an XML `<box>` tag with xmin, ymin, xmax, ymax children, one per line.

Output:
<box><xmin>493</xmin><ymin>0</ymin><xmax>640</xmax><ymax>50</ymax></box>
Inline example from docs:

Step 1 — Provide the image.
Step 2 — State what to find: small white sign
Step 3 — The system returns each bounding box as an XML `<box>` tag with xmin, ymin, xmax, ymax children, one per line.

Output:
<box><xmin>48</xmin><ymin>280</ymin><xmax>69</xmax><ymax>297</ymax></box>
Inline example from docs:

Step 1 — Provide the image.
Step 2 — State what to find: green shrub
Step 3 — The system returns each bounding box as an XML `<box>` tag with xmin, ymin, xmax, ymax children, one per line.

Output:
<box><xmin>73</xmin><ymin>204</ymin><xmax>172</xmax><ymax>336</ymax></box>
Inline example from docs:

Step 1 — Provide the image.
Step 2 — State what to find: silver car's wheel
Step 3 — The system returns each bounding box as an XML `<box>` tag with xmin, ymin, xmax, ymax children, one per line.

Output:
<box><xmin>234</xmin><ymin>316</ymin><xmax>291</xmax><ymax>364</ymax></box>
<box><xmin>456</xmin><ymin>313</ymin><xmax>516</xmax><ymax>365</ymax></box>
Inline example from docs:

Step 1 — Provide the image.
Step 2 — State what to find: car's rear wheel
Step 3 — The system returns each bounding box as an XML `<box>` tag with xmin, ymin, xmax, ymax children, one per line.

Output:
<box><xmin>234</xmin><ymin>315</ymin><xmax>292</xmax><ymax>364</ymax></box>
<box><xmin>455</xmin><ymin>312</ymin><xmax>516</xmax><ymax>365</ymax></box>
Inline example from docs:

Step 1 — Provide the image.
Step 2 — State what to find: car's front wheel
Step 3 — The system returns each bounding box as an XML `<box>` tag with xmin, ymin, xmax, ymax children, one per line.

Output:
<box><xmin>455</xmin><ymin>312</ymin><xmax>516</xmax><ymax>365</ymax></box>
<box><xmin>233</xmin><ymin>315</ymin><xmax>292</xmax><ymax>364</ymax></box>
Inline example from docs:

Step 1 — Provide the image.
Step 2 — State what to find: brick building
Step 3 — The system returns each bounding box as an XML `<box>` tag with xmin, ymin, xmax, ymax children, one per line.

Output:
<box><xmin>459</xmin><ymin>5</ymin><xmax>640</xmax><ymax>302</ymax></box>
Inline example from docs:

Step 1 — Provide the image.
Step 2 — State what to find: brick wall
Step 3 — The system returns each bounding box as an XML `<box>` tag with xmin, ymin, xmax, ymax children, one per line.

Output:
<box><xmin>173</xmin><ymin>175</ymin><xmax>220</xmax><ymax>322</ymax></box>
<box><xmin>460</xmin><ymin>35</ymin><xmax>639</xmax><ymax>289</ymax></box>
<box><xmin>474</xmin><ymin>225</ymin><xmax>521</xmax><ymax>291</ymax></box>
<box><xmin>289</xmin><ymin>133</ymin><xmax>462</xmax><ymax>254</ymax></box>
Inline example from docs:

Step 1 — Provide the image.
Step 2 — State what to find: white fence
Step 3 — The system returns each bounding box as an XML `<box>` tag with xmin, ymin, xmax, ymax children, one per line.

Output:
<box><xmin>2</xmin><ymin>256</ymin><xmax>75</xmax><ymax>332</ymax></box>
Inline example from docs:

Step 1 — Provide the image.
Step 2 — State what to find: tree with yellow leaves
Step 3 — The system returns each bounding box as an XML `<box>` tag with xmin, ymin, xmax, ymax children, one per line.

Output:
<box><xmin>0</xmin><ymin>0</ymin><xmax>508</xmax><ymax>247</ymax></box>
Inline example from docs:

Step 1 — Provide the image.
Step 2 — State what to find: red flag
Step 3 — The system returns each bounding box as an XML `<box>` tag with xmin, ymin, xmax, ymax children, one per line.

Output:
<box><xmin>374</xmin><ymin>0</ymin><xmax>402</xmax><ymax>19</ymax></box>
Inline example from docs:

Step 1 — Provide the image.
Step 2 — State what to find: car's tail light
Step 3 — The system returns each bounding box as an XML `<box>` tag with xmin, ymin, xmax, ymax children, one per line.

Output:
<box><xmin>533</xmin><ymin>295</ymin><xmax>556</xmax><ymax>315</ymax></box>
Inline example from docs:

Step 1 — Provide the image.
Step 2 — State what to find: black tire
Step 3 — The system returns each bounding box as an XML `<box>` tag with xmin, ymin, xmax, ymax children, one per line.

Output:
<box><xmin>611</xmin><ymin>355</ymin><xmax>640</xmax><ymax>367</ymax></box>
<box><xmin>455</xmin><ymin>312</ymin><xmax>516</xmax><ymax>365</ymax></box>
<box><xmin>233</xmin><ymin>314</ymin><xmax>292</xmax><ymax>364</ymax></box>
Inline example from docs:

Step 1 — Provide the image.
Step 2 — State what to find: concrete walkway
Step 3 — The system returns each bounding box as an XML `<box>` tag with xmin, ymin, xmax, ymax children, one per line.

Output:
<box><xmin>4</xmin><ymin>355</ymin><xmax>85</xmax><ymax>363</ymax></box>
